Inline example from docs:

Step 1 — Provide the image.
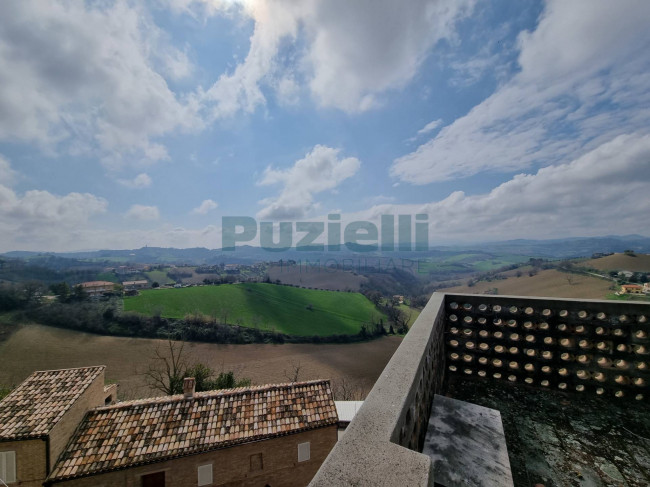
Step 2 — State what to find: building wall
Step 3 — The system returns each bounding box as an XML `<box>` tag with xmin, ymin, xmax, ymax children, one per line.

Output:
<box><xmin>51</xmin><ymin>425</ymin><xmax>337</xmax><ymax>487</ymax></box>
<box><xmin>48</xmin><ymin>372</ymin><xmax>107</xmax><ymax>469</ymax></box>
<box><xmin>0</xmin><ymin>439</ymin><xmax>47</xmax><ymax>487</ymax></box>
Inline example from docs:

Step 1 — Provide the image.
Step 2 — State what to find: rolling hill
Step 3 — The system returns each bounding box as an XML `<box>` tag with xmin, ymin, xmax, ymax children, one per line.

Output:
<box><xmin>124</xmin><ymin>283</ymin><xmax>385</xmax><ymax>336</ymax></box>
<box><xmin>581</xmin><ymin>253</ymin><xmax>650</xmax><ymax>273</ymax></box>
<box><xmin>441</xmin><ymin>268</ymin><xmax>613</xmax><ymax>299</ymax></box>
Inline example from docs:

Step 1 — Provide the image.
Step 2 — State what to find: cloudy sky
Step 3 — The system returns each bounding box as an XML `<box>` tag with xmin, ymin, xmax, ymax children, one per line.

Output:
<box><xmin>1</xmin><ymin>0</ymin><xmax>649</xmax><ymax>252</ymax></box>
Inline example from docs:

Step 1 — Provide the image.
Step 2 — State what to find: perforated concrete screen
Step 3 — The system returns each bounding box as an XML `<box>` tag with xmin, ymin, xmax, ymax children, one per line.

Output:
<box><xmin>444</xmin><ymin>295</ymin><xmax>649</xmax><ymax>400</ymax></box>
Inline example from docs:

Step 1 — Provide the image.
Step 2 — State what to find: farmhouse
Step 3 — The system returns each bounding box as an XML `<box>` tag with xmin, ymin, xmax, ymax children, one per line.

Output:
<box><xmin>122</xmin><ymin>280</ymin><xmax>149</xmax><ymax>291</ymax></box>
<box><xmin>79</xmin><ymin>281</ymin><xmax>115</xmax><ymax>297</ymax></box>
<box><xmin>0</xmin><ymin>367</ymin><xmax>338</xmax><ymax>487</ymax></box>
<box><xmin>621</xmin><ymin>283</ymin><xmax>643</xmax><ymax>294</ymax></box>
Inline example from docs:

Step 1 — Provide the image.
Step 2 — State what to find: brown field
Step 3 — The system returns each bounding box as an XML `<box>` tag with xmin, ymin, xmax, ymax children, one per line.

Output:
<box><xmin>581</xmin><ymin>253</ymin><xmax>650</xmax><ymax>272</ymax></box>
<box><xmin>440</xmin><ymin>268</ymin><xmax>613</xmax><ymax>299</ymax></box>
<box><xmin>0</xmin><ymin>324</ymin><xmax>400</xmax><ymax>400</ymax></box>
<box><xmin>267</xmin><ymin>264</ymin><xmax>367</xmax><ymax>291</ymax></box>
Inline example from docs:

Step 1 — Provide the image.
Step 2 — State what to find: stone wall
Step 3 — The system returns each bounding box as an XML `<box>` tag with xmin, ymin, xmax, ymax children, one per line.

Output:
<box><xmin>49</xmin><ymin>371</ymin><xmax>108</xmax><ymax>470</ymax></box>
<box><xmin>0</xmin><ymin>439</ymin><xmax>47</xmax><ymax>487</ymax></box>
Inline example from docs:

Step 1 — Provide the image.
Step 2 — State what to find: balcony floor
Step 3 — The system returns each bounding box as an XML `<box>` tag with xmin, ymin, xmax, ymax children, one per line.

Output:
<box><xmin>444</xmin><ymin>376</ymin><xmax>650</xmax><ymax>487</ymax></box>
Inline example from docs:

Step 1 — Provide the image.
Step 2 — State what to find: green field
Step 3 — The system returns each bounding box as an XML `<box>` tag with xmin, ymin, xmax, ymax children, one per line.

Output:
<box><xmin>144</xmin><ymin>269</ymin><xmax>175</xmax><ymax>285</ymax></box>
<box><xmin>124</xmin><ymin>283</ymin><xmax>386</xmax><ymax>336</ymax></box>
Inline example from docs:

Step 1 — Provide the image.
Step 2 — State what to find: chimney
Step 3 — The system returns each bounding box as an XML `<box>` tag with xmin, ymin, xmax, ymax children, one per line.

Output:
<box><xmin>183</xmin><ymin>377</ymin><xmax>195</xmax><ymax>398</ymax></box>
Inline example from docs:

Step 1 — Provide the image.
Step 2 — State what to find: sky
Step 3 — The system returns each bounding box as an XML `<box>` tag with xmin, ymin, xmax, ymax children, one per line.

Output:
<box><xmin>0</xmin><ymin>0</ymin><xmax>649</xmax><ymax>252</ymax></box>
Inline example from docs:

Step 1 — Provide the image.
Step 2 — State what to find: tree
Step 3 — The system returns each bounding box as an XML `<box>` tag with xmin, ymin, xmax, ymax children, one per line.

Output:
<box><xmin>152</xmin><ymin>282</ymin><xmax>160</xmax><ymax>288</ymax></box>
<box><xmin>0</xmin><ymin>284</ymin><xmax>21</xmax><ymax>311</ymax></box>
<box><xmin>71</xmin><ymin>284</ymin><xmax>88</xmax><ymax>302</ymax></box>
<box><xmin>50</xmin><ymin>282</ymin><xmax>71</xmax><ymax>303</ymax></box>
<box><xmin>145</xmin><ymin>339</ymin><xmax>251</xmax><ymax>395</ymax></box>
<box><xmin>284</xmin><ymin>360</ymin><xmax>303</xmax><ymax>383</ymax></box>
<box><xmin>144</xmin><ymin>339</ymin><xmax>188</xmax><ymax>395</ymax></box>
<box><xmin>21</xmin><ymin>280</ymin><xmax>44</xmax><ymax>306</ymax></box>
<box><xmin>209</xmin><ymin>370</ymin><xmax>251</xmax><ymax>390</ymax></box>
<box><xmin>365</xmin><ymin>290</ymin><xmax>382</xmax><ymax>307</ymax></box>
<box><xmin>332</xmin><ymin>377</ymin><xmax>365</xmax><ymax>401</ymax></box>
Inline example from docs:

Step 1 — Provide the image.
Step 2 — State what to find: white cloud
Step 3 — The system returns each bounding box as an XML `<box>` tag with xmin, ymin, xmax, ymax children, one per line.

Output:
<box><xmin>125</xmin><ymin>205</ymin><xmax>160</xmax><ymax>221</ymax></box>
<box><xmin>0</xmin><ymin>187</ymin><xmax>107</xmax><ymax>225</ymax></box>
<box><xmin>118</xmin><ymin>173</ymin><xmax>153</xmax><ymax>189</ymax></box>
<box><xmin>391</xmin><ymin>0</ymin><xmax>650</xmax><ymax>184</ymax></box>
<box><xmin>359</xmin><ymin>133</ymin><xmax>650</xmax><ymax>241</ymax></box>
<box><xmin>191</xmin><ymin>199</ymin><xmax>218</xmax><ymax>214</ymax></box>
<box><xmin>0</xmin><ymin>173</ymin><xmax>108</xmax><ymax>251</ymax></box>
<box><xmin>0</xmin><ymin>1</ymin><xmax>201</xmax><ymax>165</ymax></box>
<box><xmin>203</xmin><ymin>0</ymin><xmax>476</xmax><ymax>117</ymax></box>
<box><xmin>257</xmin><ymin>145</ymin><xmax>360</xmax><ymax>220</ymax></box>
<box><xmin>2</xmin><ymin>134</ymin><xmax>647</xmax><ymax>252</ymax></box>
<box><xmin>0</xmin><ymin>155</ymin><xmax>16</xmax><ymax>185</ymax></box>
<box><xmin>417</xmin><ymin>119</ymin><xmax>443</xmax><ymax>136</ymax></box>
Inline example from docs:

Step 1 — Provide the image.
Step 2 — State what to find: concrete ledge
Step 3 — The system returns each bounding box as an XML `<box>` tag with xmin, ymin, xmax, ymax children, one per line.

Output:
<box><xmin>309</xmin><ymin>294</ymin><xmax>447</xmax><ymax>486</ymax></box>
<box><xmin>423</xmin><ymin>395</ymin><xmax>513</xmax><ymax>487</ymax></box>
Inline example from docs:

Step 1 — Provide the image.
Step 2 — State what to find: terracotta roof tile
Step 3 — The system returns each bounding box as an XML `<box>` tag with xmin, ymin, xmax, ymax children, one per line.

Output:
<box><xmin>49</xmin><ymin>380</ymin><xmax>337</xmax><ymax>482</ymax></box>
<box><xmin>0</xmin><ymin>366</ymin><xmax>105</xmax><ymax>440</ymax></box>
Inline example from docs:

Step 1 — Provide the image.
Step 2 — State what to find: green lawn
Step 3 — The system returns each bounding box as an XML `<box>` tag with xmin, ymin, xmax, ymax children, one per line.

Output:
<box><xmin>124</xmin><ymin>283</ymin><xmax>386</xmax><ymax>336</ymax></box>
<box><xmin>606</xmin><ymin>293</ymin><xmax>650</xmax><ymax>302</ymax></box>
<box><xmin>144</xmin><ymin>269</ymin><xmax>175</xmax><ymax>285</ymax></box>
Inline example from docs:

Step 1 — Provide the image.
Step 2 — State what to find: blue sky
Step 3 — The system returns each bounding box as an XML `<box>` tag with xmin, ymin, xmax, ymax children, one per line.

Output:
<box><xmin>0</xmin><ymin>0</ymin><xmax>649</xmax><ymax>251</ymax></box>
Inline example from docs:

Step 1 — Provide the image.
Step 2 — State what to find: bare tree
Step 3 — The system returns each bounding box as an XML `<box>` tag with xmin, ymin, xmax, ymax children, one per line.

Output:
<box><xmin>284</xmin><ymin>360</ymin><xmax>302</xmax><ymax>383</ymax></box>
<box><xmin>144</xmin><ymin>339</ymin><xmax>189</xmax><ymax>395</ymax></box>
<box><xmin>143</xmin><ymin>339</ymin><xmax>251</xmax><ymax>396</ymax></box>
<box><xmin>331</xmin><ymin>377</ymin><xmax>367</xmax><ymax>401</ymax></box>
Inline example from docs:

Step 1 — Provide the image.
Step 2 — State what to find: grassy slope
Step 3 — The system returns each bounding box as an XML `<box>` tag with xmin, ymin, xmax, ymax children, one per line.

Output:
<box><xmin>124</xmin><ymin>283</ymin><xmax>385</xmax><ymax>336</ymax></box>
<box><xmin>581</xmin><ymin>253</ymin><xmax>650</xmax><ymax>273</ymax></box>
<box><xmin>441</xmin><ymin>268</ymin><xmax>613</xmax><ymax>299</ymax></box>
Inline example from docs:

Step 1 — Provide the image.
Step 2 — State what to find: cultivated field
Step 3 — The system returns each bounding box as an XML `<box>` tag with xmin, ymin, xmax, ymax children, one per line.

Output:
<box><xmin>581</xmin><ymin>253</ymin><xmax>650</xmax><ymax>273</ymax></box>
<box><xmin>0</xmin><ymin>324</ymin><xmax>401</xmax><ymax>400</ymax></box>
<box><xmin>440</xmin><ymin>268</ymin><xmax>613</xmax><ymax>299</ymax></box>
<box><xmin>267</xmin><ymin>264</ymin><xmax>367</xmax><ymax>291</ymax></box>
<box><xmin>124</xmin><ymin>283</ymin><xmax>385</xmax><ymax>336</ymax></box>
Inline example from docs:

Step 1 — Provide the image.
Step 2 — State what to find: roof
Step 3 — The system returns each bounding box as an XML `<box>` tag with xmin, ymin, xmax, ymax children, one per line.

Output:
<box><xmin>334</xmin><ymin>401</ymin><xmax>364</xmax><ymax>424</ymax></box>
<box><xmin>622</xmin><ymin>284</ymin><xmax>643</xmax><ymax>289</ymax></box>
<box><xmin>122</xmin><ymin>280</ymin><xmax>148</xmax><ymax>285</ymax></box>
<box><xmin>80</xmin><ymin>281</ymin><xmax>115</xmax><ymax>288</ymax></box>
<box><xmin>0</xmin><ymin>366</ymin><xmax>105</xmax><ymax>440</ymax></box>
<box><xmin>49</xmin><ymin>380</ymin><xmax>337</xmax><ymax>482</ymax></box>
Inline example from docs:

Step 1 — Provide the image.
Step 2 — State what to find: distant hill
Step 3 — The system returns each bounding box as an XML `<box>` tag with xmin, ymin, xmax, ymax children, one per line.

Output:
<box><xmin>441</xmin><ymin>268</ymin><xmax>613</xmax><ymax>299</ymax></box>
<box><xmin>581</xmin><ymin>253</ymin><xmax>650</xmax><ymax>273</ymax></box>
<box><xmin>5</xmin><ymin>235</ymin><xmax>650</xmax><ymax>265</ymax></box>
<box><xmin>471</xmin><ymin>235</ymin><xmax>650</xmax><ymax>258</ymax></box>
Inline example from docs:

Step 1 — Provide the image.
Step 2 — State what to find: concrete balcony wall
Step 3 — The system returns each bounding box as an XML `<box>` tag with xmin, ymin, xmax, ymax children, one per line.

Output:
<box><xmin>310</xmin><ymin>293</ymin><xmax>650</xmax><ymax>486</ymax></box>
<box><xmin>309</xmin><ymin>293</ymin><xmax>447</xmax><ymax>487</ymax></box>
